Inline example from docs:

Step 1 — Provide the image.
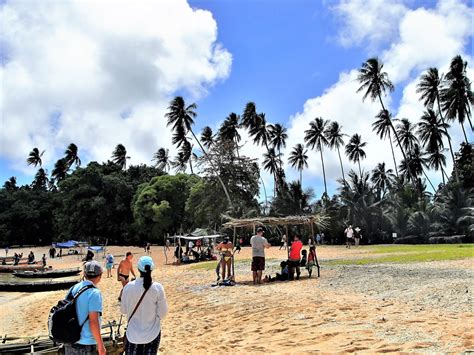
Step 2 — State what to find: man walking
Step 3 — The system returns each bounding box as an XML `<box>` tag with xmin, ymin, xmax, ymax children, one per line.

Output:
<box><xmin>250</xmin><ymin>227</ymin><xmax>271</xmax><ymax>285</ymax></box>
<box><xmin>64</xmin><ymin>261</ymin><xmax>105</xmax><ymax>355</ymax></box>
<box><xmin>344</xmin><ymin>225</ymin><xmax>354</xmax><ymax>248</ymax></box>
<box><xmin>117</xmin><ymin>252</ymin><xmax>136</xmax><ymax>301</ymax></box>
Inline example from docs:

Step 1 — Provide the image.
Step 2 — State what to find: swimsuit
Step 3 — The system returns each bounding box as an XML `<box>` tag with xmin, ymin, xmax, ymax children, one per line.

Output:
<box><xmin>119</xmin><ymin>273</ymin><xmax>129</xmax><ymax>280</ymax></box>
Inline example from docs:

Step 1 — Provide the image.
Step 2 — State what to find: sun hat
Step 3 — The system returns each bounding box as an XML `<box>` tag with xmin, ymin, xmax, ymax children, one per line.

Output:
<box><xmin>137</xmin><ymin>256</ymin><xmax>155</xmax><ymax>272</ymax></box>
<box><xmin>84</xmin><ymin>260</ymin><xmax>103</xmax><ymax>277</ymax></box>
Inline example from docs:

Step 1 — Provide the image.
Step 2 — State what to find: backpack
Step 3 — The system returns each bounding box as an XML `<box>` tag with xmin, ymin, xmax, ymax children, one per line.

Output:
<box><xmin>48</xmin><ymin>284</ymin><xmax>95</xmax><ymax>344</ymax></box>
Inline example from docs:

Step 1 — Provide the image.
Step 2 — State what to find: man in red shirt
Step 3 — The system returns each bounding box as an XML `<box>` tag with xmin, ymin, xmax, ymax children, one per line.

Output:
<box><xmin>288</xmin><ymin>235</ymin><xmax>303</xmax><ymax>280</ymax></box>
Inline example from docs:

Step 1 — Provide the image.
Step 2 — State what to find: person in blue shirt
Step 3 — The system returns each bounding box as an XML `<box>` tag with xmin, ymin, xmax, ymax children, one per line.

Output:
<box><xmin>64</xmin><ymin>261</ymin><xmax>105</xmax><ymax>355</ymax></box>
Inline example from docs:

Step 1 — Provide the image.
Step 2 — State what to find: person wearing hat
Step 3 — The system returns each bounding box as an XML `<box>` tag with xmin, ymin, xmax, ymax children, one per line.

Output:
<box><xmin>120</xmin><ymin>256</ymin><xmax>168</xmax><ymax>354</ymax></box>
<box><xmin>250</xmin><ymin>227</ymin><xmax>271</xmax><ymax>285</ymax></box>
<box><xmin>64</xmin><ymin>261</ymin><xmax>105</xmax><ymax>355</ymax></box>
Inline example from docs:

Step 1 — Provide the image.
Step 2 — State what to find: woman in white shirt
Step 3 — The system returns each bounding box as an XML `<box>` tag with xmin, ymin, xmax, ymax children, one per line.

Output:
<box><xmin>121</xmin><ymin>256</ymin><xmax>168</xmax><ymax>354</ymax></box>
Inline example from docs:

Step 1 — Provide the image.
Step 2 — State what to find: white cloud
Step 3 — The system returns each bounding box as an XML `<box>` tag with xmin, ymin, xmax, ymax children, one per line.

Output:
<box><xmin>0</xmin><ymin>0</ymin><xmax>231</xmax><ymax>173</ymax></box>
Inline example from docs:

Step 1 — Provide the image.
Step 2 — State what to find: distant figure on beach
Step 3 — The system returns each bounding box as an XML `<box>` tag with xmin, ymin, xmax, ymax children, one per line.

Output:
<box><xmin>266</xmin><ymin>261</ymin><xmax>289</xmax><ymax>282</ymax></box>
<box><xmin>58</xmin><ymin>248</ymin><xmax>63</xmax><ymax>258</ymax></box>
<box><xmin>354</xmin><ymin>227</ymin><xmax>362</xmax><ymax>246</ymax></box>
<box><xmin>27</xmin><ymin>251</ymin><xmax>35</xmax><ymax>264</ymax></box>
<box><xmin>288</xmin><ymin>235</ymin><xmax>303</xmax><ymax>280</ymax></box>
<box><xmin>42</xmin><ymin>254</ymin><xmax>47</xmax><ymax>267</ymax></box>
<box><xmin>306</xmin><ymin>246</ymin><xmax>317</xmax><ymax>278</ymax></box>
<box><xmin>234</xmin><ymin>237</ymin><xmax>242</xmax><ymax>254</ymax></box>
<box><xmin>308</xmin><ymin>237</ymin><xmax>315</xmax><ymax>248</ymax></box>
<box><xmin>105</xmin><ymin>253</ymin><xmax>114</xmax><ymax>278</ymax></box>
<box><xmin>321</xmin><ymin>232</ymin><xmax>325</xmax><ymax>245</ymax></box>
<box><xmin>195</xmin><ymin>239</ymin><xmax>202</xmax><ymax>252</ymax></box>
<box><xmin>250</xmin><ymin>227</ymin><xmax>271</xmax><ymax>284</ymax></box>
<box><xmin>344</xmin><ymin>225</ymin><xmax>354</xmax><ymax>248</ymax></box>
<box><xmin>49</xmin><ymin>246</ymin><xmax>56</xmax><ymax>259</ymax></box>
<box><xmin>216</xmin><ymin>237</ymin><xmax>234</xmax><ymax>281</ymax></box>
<box><xmin>121</xmin><ymin>256</ymin><xmax>168</xmax><ymax>354</ymax></box>
<box><xmin>13</xmin><ymin>253</ymin><xmax>20</xmax><ymax>265</ymax></box>
<box><xmin>64</xmin><ymin>261</ymin><xmax>105</xmax><ymax>355</ymax></box>
<box><xmin>5</xmin><ymin>246</ymin><xmax>9</xmax><ymax>257</ymax></box>
<box><xmin>117</xmin><ymin>252</ymin><xmax>136</xmax><ymax>301</ymax></box>
<box><xmin>84</xmin><ymin>250</ymin><xmax>94</xmax><ymax>262</ymax></box>
<box><xmin>279</xmin><ymin>234</ymin><xmax>287</xmax><ymax>250</ymax></box>
<box><xmin>316</xmin><ymin>233</ymin><xmax>321</xmax><ymax>245</ymax></box>
<box><xmin>174</xmin><ymin>244</ymin><xmax>183</xmax><ymax>264</ymax></box>
<box><xmin>146</xmin><ymin>243</ymin><xmax>151</xmax><ymax>255</ymax></box>
<box><xmin>165</xmin><ymin>239</ymin><xmax>171</xmax><ymax>251</ymax></box>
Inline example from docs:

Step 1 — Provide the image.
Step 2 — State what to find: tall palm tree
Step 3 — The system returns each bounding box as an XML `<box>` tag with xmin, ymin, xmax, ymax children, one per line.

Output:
<box><xmin>441</xmin><ymin>55</ymin><xmax>474</xmax><ymax>142</ymax></box>
<box><xmin>219</xmin><ymin>113</ymin><xmax>241</xmax><ymax>156</ymax></box>
<box><xmin>32</xmin><ymin>168</ymin><xmax>49</xmax><ymax>190</ymax></box>
<box><xmin>371</xmin><ymin>162</ymin><xmax>394</xmax><ymax>199</ymax></box>
<box><xmin>288</xmin><ymin>143</ymin><xmax>308</xmax><ymax>186</ymax></box>
<box><xmin>262</xmin><ymin>147</ymin><xmax>280</xmax><ymax>197</ymax></box>
<box><xmin>166</xmin><ymin>96</ymin><xmax>232</xmax><ymax>208</ymax></box>
<box><xmin>111</xmin><ymin>144</ymin><xmax>129</xmax><ymax>170</ymax></box>
<box><xmin>51</xmin><ymin>158</ymin><xmax>69</xmax><ymax>182</ymax></box>
<box><xmin>396</xmin><ymin>118</ymin><xmax>419</xmax><ymax>152</ymax></box>
<box><xmin>269</xmin><ymin>123</ymin><xmax>288</xmax><ymax>170</ymax></box>
<box><xmin>325</xmin><ymin>121</ymin><xmax>347</xmax><ymax>183</ymax></box>
<box><xmin>172</xmin><ymin>152</ymin><xmax>188</xmax><ymax>173</ymax></box>
<box><xmin>372</xmin><ymin>110</ymin><xmax>399</xmax><ymax>176</ymax></box>
<box><xmin>426</xmin><ymin>148</ymin><xmax>448</xmax><ymax>184</ymax></box>
<box><xmin>200</xmin><ymin>126</ymin><xmax>215</xmax><ymax>149</ymax></box>
<box><xmin>26</xmin><ymin>148</ymin><xmax>44</xmax><ymax>168</ymax></box>
<box><xmin>304</xmin><ymin>118</ymin><xmax>329</xmax><ymax>197</ymax></box>
<box><xmin>249</xmin><ymin>113</ymin><xmax>271</xmax><ymax>149</ymax></box>
<box><xmin>416</xmin><ymin>67</ymin><xmax>457</xmax><ymax>174</ymax></box>
<box><xmin>417</xmin><ymin>109</ymin><xmax>449</xmax><ymax>153</ymax></box>
<box><xmin>179</xmin><ymin>139</ymin><xmax>194</xmax><ymax>174</ymax></box>
<box><xmin>153</xmin><ymin>148</ymin><xmax>171</xmax><ymax>172</ymax></box>
<box><xmin>241</xmin><ymin>102</ymin><xmax>258</xmax><ymax>130</ymax></box>
<box><xmin>345</xmin><ymin>134</ymin><xmax>367</xmax><ymax>177</ymax></box>
<box><xmin>399</xmin><ymin>144</ymin><xmax>435</xmax><ymax>191</ymax></box>
<box><xmin>64</xmin><ymin>143</ymin><xmax>81</xmax><ymax>169</ymax></box>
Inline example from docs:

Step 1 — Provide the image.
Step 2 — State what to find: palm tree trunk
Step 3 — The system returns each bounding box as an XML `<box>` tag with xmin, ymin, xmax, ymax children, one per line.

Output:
<box><xmin>336</xmin><ymin>147</ymin><xmax>346</xmax><ymax>185</ymax></box>
<box><xmin>460</xmin><ymin>123</ymin><xmax>469</xmax><ymax>144</ymax></box>
<box><xmin>319</xmin><ymin>148</ymin><xmax>328</xmax><ymax>198</ymax></box>
<box><xmin>234</xmin><ymin>138</ymin><xmax>240</xmax><ymax>158</ymax></box>
<box><xmin>300</xmin><ymin>169</ymin><xmax>302</xmax><ymax>186</ymax></box>
<box><xmin>357</xmin><ymin>159</ymin><xmax>362</xmax><ymax>177</ymax></box>
<box><xmin>189</xmin><ymin>129</ymin><xmax>233</xmax><ymax>209</ymax></box>
<box><xmin>436</xmin><ymin>95</ymin><xmax>458</xmax><ymax>181</ymax></box>
<box><xmin>188</xmin><ymin>158</ymin><xmax>194</xmax><ymax>174</ymax></box>
<box><xmin>388</xmin><ymin>130</ymin><xmax>399</xmax><ymax>177</ymax></box>
<box><xmin>260</xmin><ymin>177</ymin><xmax>268</xmax><ymax>215</ymax></box>
<box><xmin>440</xmin><ymin>167</ymin><xmax>445</xmax><ymax>185</ymax></box>
<box><xmin>422</xmin><ymin>170</ymin><xmax>436</xmax><ymax>191</ymax></box>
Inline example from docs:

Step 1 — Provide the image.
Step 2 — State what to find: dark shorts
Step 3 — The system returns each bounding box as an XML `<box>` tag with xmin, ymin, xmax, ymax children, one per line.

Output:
<box><xmin>64</xmin><ymin>344</ymin><xmax>96</xmax><ymax>355</ymax></box>
<box><xmin>251</xmin><ymin>257</ymin><xmax>265</xmax><ymax>271</ymax></box>
<box><xmin>125</xmin><ymin>332</ymin><xmax>161</xmax><ymax>355</ymax></box>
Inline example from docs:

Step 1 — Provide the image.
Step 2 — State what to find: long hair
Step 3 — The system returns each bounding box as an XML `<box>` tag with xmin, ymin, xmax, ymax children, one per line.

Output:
<box><xmin>140</xmin><ymin>265</ymin><xmax>152</xmax><ymax>290</ymax></box>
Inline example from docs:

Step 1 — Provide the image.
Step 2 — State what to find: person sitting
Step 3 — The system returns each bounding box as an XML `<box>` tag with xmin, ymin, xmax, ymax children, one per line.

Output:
<box><xmin>288</xmin><ymin>235</ymin><xmax>303</xmax><ymax>280</ymax></box>
<box><xmin>191</xmin><ymin>250</ymin><xmax>200</xmax><ymax>261</ymax></box>
<box><xmin>215</xmin><ymin>237</ymin><xmax>233</xmax><ymax>281</ymax></box>
<box><xmin>174</xmin><ymin>244</ymin><xmax>183</xmax><ymax>264</ymax></box>
<box><xmin>42</xmin><ymin>254</ymin><xmax>47</xmax><ymax>267</ymax></box>
<box><xmin>84</xmin><ymin>250</ymin><xmax>94</xmax><ymax>262</ymax></box>
<box><xmin>266</xmin><ymin>261</ymin><xmax>289</xmax><ymax>282</ymax></box>
<box><xmin>27</xmin><ymin>251</ymin><xmax>35</xmax><ymax>264</ymax></box>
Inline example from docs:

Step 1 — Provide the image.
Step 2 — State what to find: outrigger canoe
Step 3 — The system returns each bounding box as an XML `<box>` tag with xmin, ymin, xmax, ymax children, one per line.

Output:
<box><xmin>0</xmin><ymin>279</ymin><xmax>77</xmax><ymax>292</ymax></box>
<box><xmin>0</xmin><ymin>264</ymin><xmax>45</xmax><ymax>273</ymax></box>
<box><xmin>13</xmin><ymin>267</ymin><xmax>80</xmax><ymax>279</ymax></box>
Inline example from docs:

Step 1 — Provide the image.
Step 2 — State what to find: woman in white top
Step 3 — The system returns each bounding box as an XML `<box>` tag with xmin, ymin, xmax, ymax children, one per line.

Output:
<box><xmin>120</xmin><ymin>256</ymin><xmax>168</xmax><ymax>354</ymax></box>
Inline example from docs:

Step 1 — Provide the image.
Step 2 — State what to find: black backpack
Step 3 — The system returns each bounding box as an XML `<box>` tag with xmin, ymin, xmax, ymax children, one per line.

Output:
<box><xmin>48</xmin><ymin>284</ymin><xmax>95</xmax><ymax>344</ymax></box>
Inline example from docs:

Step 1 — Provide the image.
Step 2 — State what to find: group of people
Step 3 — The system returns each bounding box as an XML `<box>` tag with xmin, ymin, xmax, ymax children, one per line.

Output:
<box><xmin>63</xmin><ymin>253</ymin><xmax>168</xmax><ymax>355</ymax></box>
<box><xmin>344</xmin><ymin>225</ymin><xmax>363</xmax><ymax>248</ymax></box>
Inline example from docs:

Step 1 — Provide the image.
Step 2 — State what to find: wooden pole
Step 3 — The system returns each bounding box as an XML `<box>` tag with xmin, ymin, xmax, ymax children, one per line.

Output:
<box><xmin>232</xmin><ymin>226</ymin><xmax>236</xmax><ymax>282</ymax></box>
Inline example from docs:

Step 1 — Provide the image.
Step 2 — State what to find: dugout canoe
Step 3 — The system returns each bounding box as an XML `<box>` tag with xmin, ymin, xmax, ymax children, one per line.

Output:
<box><xmin>13</xmin><ymin>267</ymin><xmax>80</xmax><ymax>279</ymax></box>
<box><xmin>0</xmin><ymin>279</ymin><xmax>77</xmax><ymax>292</ymax></box>
<box><xmin>0</xmin><ymin>264</ymin><xmax>45</xmax><ymax>273</ymax></box>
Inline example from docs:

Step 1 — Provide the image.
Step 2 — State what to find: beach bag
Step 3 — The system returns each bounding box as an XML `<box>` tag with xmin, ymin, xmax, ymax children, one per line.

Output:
<box><xmin>48</xmin><ymin>284</ymin><xmax>95</xmax><ymax>344</ymax></box>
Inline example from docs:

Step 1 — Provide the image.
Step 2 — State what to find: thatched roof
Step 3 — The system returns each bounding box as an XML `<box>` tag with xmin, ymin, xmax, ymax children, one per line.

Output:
<box><xmin>222</xmin><ymin>214</ymin><xmax>330</xmax><ymax>230</ymax></box>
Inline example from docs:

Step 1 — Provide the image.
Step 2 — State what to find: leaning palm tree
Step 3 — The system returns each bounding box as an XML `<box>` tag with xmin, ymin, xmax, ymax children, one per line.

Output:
<box><xmin>51</xmin><ymin>158</ymin><xmax>68</xmax><ymax>182</ymax></box>
<box><xmin>399</xmin><ymin>144</ymin><xmax>435</xmax><ymax>191</ymax></box>
<box><xmin>325</xmin><ymin>121</ymin><xmax>347</xmax><ymax>183</ymax></box>
<box><xmin>288</xmin><ymin>143</ymin><xmax>308</xmax><ymax>186</ymax></box>
<box><xmin>262</xmin><ymin>148</ymin><xmax>280</xmax><ymax>196</ymax></box>
<box><xmin>241</xmin><ymin>102</ymin><xmax>258</xmax><ymax>130</ymax></box>
<box><xmin>304</xmin><ymin>117</ymin><xmax>329</xmax><ymax>197</ymax></box>
<box><xmin>26</xmin><ymin>148</ymin><xmax>44</xmax><ymax>168</ymax></box>
<box><xmin>64</xmin><ymin>143</ymin><xmax>81</xmax><ymax>169</ymax></box>
<box><xmin>200</xmin><ymin>126</ymin><xmax>215</xmax><ymax>149</ymax></box>
<box><xmin>249</xmin><ymin>113</ymin><xmax>271</xmax><ymax>149</ymax></box>
<box><xmin>172</xmin><ymin>152</ymin><xmax>188</xmax><ymax>173</ymax></box>
<box><xmin>269</xmin><ymin>123</ymin><xmax>288</xmax><ymax>170</ymax></box>
<box><xmin>219</xmin><ymin>112</ymin><xmax>241</xmax><ymax>156</ymax></box>
<box><xmin>416</xmin><ymin>67</ymin><xmax>457</xmax><ymax>173</ymax></box>
<box><xmin>152</xmin><ymin>148</ymin><xmax>171</xmax><ymax>172</ymax></box>
<box><xmin>345</xmin><ymin>134</ymin><xmax>367</xmax><ymax>177</ymax></box>
<box><xmin>417</xmin><ymin>109</ymin><xmax>449</xmax><ymax>153</ymax></box>
<box><xmin>396</xmin><ymin>118</ymin><xmax>419</xmax><ymax>152</ymax></box>
<box><xmin>371</xmin><ymin>162</ymin><xmax>394</xmax><ymax>199</ymax></box>
<box><xmin>166</xmin><ymin>96</ymin><xmax>232</xmax><ymax>207</ymax></box>
<box><xmin>441</xmin><ymin>55</ymin><xmax>473</xmax><ymax>142</ymax></box>
<box><xmin>426</xmin><ymin>148</ymin><xmax>448</xmax><ymax>184</ymax></box>
<box><xmin>111</xmin><ymin>144</ymin><xmax>129</xmax><ymax>170</ymax></box>
<box><xmin>372</xmin><ymin>110</ymin><xmax>399</xmax><ymax>176</ymax></box>
<box><xmin>180</xmin><ymin>139</ymin><xmax>194</xmax><ymax>174</ymax></box>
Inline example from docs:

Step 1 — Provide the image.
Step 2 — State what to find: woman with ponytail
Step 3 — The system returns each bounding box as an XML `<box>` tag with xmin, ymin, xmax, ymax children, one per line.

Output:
<box><xmin>120</xmin><ymin>256</ymin><xmax>168</xmax><ymax>354</ymax></box>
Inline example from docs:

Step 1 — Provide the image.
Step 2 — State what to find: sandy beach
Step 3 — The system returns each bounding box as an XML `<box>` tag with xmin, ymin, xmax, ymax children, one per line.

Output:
<box><xmin>0</xmin><ymin>245</ymin><xmax>472</xmax><ymax>353</ymax></box>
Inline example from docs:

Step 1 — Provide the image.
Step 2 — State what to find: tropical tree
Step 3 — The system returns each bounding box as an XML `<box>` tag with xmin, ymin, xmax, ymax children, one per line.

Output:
<box><xmin>372</xmin><ymin>110</ymin><xmax>398</xmax><ymax>176</ymax></box>
<box><xmin>51</xmin><ymin>158</ymin><xmax>69</xmax><ymax>182</ymax></box>
<box><xmin>241</xmin><ymin>102</ymin><xmax>258</xmax><ymax>130</ymax></box>
<box><xmin>262</xmin><ymin>147</ymin><xmax>280</xmax><ymax>196</ymax></box>
<box><xmin>165</xmin><ymin>96</ymin><xmax>232</xmax><ymax>208</ymax></box>
<box><xmin>3</xmin><ymin>177</ymin><xmax>18</xmax><ymax>190</ymax></box>
<box><xmin>26</xmin><ymin>148</ymin><xmax>44</xmax><ymax>168</ymax></box>
<box><xmin>111</xmin><ymin>144</ymin><xmax>129</xmax><ymax>170</ymax></box>
<box><xmin>441</xmin><ymin>55</ymin><xmax>474</xmax><ymax>142</ymax></box>
<box><xmin>64</xmin><ymin>143</ymin><xmax>81</xmax><ymax>169</ymax></box>
<box><xmin>219</xmin><ymin>112</ymin><xmax>241</xmax><ymax>156</ymax></box>
<box><xmin>325</xmin><ymin>121</ymin><xmax>347</xmax><ymax>184</ymax></box>
<box><xmin>304</xmin><ymin>118</ymin><xmax>329</xmax><ymax>198</ymax></box>
<box><xmin>288</xmin><ymin>144</ymin><xmax>308</xmax><ymax>186</ymax></box>
<box><xmin>399</xmin><ymin>144</ymin><xmax>435</xmax><ymax>191</ymax></box>
<box><xmin>345</xmin><ymin>134</ymin><xmax>367</xmax><ymax>177</ymax></box>
<box><xmin>269</xmin><ymin>123</ymin><xmax>287</xmax><ymax>170</ymax></box>
<box><xmin>200</xmin><ymin>126</ymin><xmax>215</xmax><ymax>149</ymax></box>
<box><xmin>153</xmin><ymin>148</ymin><xmax>171</xmax><ymax>173</ymax></box>
<box><xmin>426</xmin><ymin>148</ymin><xmax>448</xmax><ymax>184</ymax></box>
<box><xmin>396</xmin><ymin>118</ymin><xmax>418</xmax><ymax>152</ymax></box>
<box><xmin>371</xmin><ymin>162</ymin><xmax>394</xmax><ymax>199</ymax></box>
<box><xmin>417</xmin><ymin>109</ymin><xmax>449</xmax><ymax>152</ymax></box>
<box><xmin>32</xmin><ymin>168</ymin><xmax>49</xmax><ymax>190</ymax></box>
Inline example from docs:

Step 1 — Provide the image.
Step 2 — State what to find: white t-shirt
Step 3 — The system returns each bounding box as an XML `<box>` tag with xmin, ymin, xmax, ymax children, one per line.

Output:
<box><xmin>188</xmin><ymin>241</ymin><xmax>194</xmax><ymax>248</ymax></box>
<box><xmin>345</xmin><ymin>228</ymin><xmax>354</xmax><ymax>238</ymax></box>
<box><xmin>250</xmin><ymin>235</ymin><xmax>268</xmax><ymax>258</ymax></box>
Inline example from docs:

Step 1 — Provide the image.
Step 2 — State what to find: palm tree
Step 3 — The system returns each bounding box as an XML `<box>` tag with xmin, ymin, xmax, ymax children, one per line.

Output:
<box><xmin>426</xmin><ymin>148</ymin><xmax>448</xmax><ymax>184</ymax></box>
<box><xmin>441</xmin><ymin>55</ymin><xmax>474</xmax><ymax>142</ymax></box>
<box><xmin>64</xmin><ymin>143</ymin><xmax>81</xmax><ymax>169</ymax></box>
<box><xmin>372</xmin><ymin>110</ymin><xmax>399</xmax><ymax>176</ymax></box>
<box><xmin>51</xmin><ymin>158</ymin><xmax>68</xmax><ymax>182</ymax></box>
<box><xmin>399</xmin><ymin>144</ymin><xmax>435</xmax><ymax>191</ymax></box>
<box><xmin>305</xmin><ymin>118</ymin><xmax>330</xmax><ymax>197</ymax></box>
<box><xmin>153</xmin><ymin>148</ymin><xmax>171</xmax><ymax>172</ymax></box>
<box><xmin>262</xmin><ymin>147</ymin><xmax>280</xmax><ymax>196</ymax></box>
<box><xmin>371</xmin><ymin>162</ymin><xmax>394</xmax><ymax>199</ymax></box>
<box><xmin>325</xmin><ymin>121</ymin><xmax>347</xmax><ymax>184</ymax></box>
<box><xmin>417</xmin><ymin>109</ymin><xmax>449</xmax><ymax>153</ymax></box>
<box><xmin>200</xmin><ymin>126</ymin><xmax>215</xmax><ymax>149</ymax></box>
<box><xmin>172</xmin><ymin>152</ymin><xmax>188</xmax><ymax>173</ymax></box>
<box><xmin>26</xmin><ymin>148</ymin><xmax>44</xmax><ymax>168</ymax></box>
<box><xmin>396</xmin><ymin>118</ymin><xmax>419</xmax><ymax>152</ymax></box>
<box><xmin>179</xmin><ymin>139</ymin><xmax>194</xmax><ymax>174</ymax></box>
<box><xmin>345</xmin><ymin>134</ymin><xmax>367</xmax><ymax>177</ymax></box>
<box><xmin>249</xmin><ymin>113</ymin><xmax>271</xmax><ymax>149</ymax></box>
<box><xmin>32</xmin><ymin>168</ymin><xmax>49</xmax><ymax>190</ymax></box>
<box><xmin>288</xmin><ymin>144</ymin><xmax>308</xmax><ymax>186</ymax></box>
<box><xmin>3</xmin><ymin>177</ymin><xmax>18</xmax><ymax>190</ymax></box>
<box><xmin>416</xmin><ymin>67</ymin><xmax>457</xmax><ymax>174</ymax></box>
<box><xmin>166</xmin><ymin>96</ymin><xmax>232</xmax><ymax>208</ymax></box>
<box><xmin>111</xmin><ymin>144</ymin><xmax>129</xmax><ymax>170</ymax></box>
<box><xmin>241</xmin><ymin>102</ymin><xmax>258</xmax><ymax>130</ymax></box>
<box><xmin>219</xmin><ymin>113</ymin><xmax>241</xmax><ymax>156</ymax></box>
<box><xmin>269</xmin><ymin>123</ymin><xmax>288</xmax><ymax>170</ymax></box>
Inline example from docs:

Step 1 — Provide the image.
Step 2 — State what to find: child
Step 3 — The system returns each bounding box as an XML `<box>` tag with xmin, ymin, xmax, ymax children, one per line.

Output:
<box><xmin>267</xmin><ymin>261</ymin><xmax>289</xmax><ymax>282</ymax></box>
<box><xmin>300</xmin><ymin>249</ymin><xmax>307</xmax><ymax>267</ymax></box>
<box><xmin>306</xmin><ymin>246</ymin><xmax>317</xmax><ymax>278</ymax></box>
<box><xmin>105</xmin><ymin>253</ymin><xmax>114</xmax><ymax>278</ymax></box>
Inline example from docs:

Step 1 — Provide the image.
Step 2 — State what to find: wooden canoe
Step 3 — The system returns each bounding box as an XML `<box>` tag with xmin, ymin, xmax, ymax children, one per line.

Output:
<box><xmin>0</xmin><ymin>264</ymin><xmax>45</xmax><ymax>273</ymax></box>
<box><xmin>13</xmin><ymin>267</ymin><xmax>81</xmax><ymax>279</ymax></box>
<box><xmin>0</xmin><ymin>279</ymin><xmax>77</xmax><ymax>292</ymax></box>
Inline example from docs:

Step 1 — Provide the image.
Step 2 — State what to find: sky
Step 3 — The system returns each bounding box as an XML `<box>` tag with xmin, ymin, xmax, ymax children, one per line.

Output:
<box><xmin>0</xmin><ymin>0</ymin><xmax>473</xmax><ymax>199</ymax></box>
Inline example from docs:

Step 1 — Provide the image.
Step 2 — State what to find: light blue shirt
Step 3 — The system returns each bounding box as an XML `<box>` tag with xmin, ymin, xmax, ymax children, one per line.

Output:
<box><xmin>68</xmin><ymin>280</ymin><xmax>102</xmax><ymax>345</ymax></box>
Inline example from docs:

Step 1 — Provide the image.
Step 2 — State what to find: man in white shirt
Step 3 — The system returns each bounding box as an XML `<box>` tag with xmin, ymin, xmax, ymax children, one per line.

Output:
<box><xmin>250</xmin><ymin>227</ymin><xmax>271</xmax><ymax>285</ymax></box>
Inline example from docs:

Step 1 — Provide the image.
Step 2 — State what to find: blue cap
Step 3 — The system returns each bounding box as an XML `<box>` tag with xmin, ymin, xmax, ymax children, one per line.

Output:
<box><xmin>137</xmin><ymin>256</ymin><xmax>155</xmax><ymax>272</ymax></box>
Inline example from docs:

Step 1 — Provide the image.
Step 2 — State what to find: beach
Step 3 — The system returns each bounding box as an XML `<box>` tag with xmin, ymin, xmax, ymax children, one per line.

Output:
<box><xmin>0</xmin><ymin>245</ymin><xmax>472</xmax><ymax>353</ymax></box>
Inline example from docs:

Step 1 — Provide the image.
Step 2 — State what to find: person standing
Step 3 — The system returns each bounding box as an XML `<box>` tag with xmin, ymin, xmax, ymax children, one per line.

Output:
<box><xmin>42</xmin><ymin>254</ymin><xmax>47</xmax><ymax>267</ymax></box>
<box><xmin>215</xmin><ymin>237</ymin><xmax>234</xmax><ymax>281</ymax></box>
<box><xmin>279</xmin><ymin>234</ymin><xmax>287</xmax><ymax>250</ymax></box>
<box><xmin>5</xmin><ymin>246</ymin><xmax>9</xmax><ymax>257</ymax></box>
<box><xmin>105</xmin><ymin>253</ymin><xmax>114</xmax><ymax>278</ymax></box>
<box><xmin>117</xmin><ymin>252</ymin><xmax>136</xmax><ymax>301</ymax></box>
<box><xmin>121</xmin><ymin>256</ymin><xmax>168</xmax><ymax>354</ymax></box>
<box><xmin>316</xmin><ymin>233</ymin><xmax>321</xmax><ymax>245</ymax></box>
<box><xmin>288</xmin><ymin>235</ymin><xmax>303</xmax><ymax>280</ymax></box>
<box><xmin>250</xmin><ymin>228</ymin><xmax>271</xmax><ymax>285</ymax></box>
<box><xmin>344</xmin><ymin>225</ymin><xmax>354</xmax><ymax>248</ymax></box>
<box><xmin>64</xmin><ymin>261</ymin><xmax>105</xmax><ymax>355</ymax></box>
<box><xmin>354</xmin><ymin>227</ymin><xmax>362</xmax><ymax>246</ymax></box>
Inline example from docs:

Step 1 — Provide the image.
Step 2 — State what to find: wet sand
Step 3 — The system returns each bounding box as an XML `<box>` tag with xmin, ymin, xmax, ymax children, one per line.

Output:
<box><xmin>0</xmin><ymin>245</ymin><xmax>472</xmax><ymax>353</ymax></box>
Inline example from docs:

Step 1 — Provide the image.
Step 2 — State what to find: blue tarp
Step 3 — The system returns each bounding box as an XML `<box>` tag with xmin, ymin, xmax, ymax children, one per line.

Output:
<box><xmin>54</xmin><ymin>240</ymin><xmax>78</xmax><ymax>248</ymax></box>
<box><xmin>88</xmin><ymin>246</ymin><xmax>105</xmax><ymax>252</ymax></box>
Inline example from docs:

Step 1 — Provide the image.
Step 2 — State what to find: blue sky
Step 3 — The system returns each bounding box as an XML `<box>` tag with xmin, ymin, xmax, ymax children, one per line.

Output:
<box><xmin>0</xmin><ymin>0</ymin><xmax>472</xmax><ymax>198</ymax></box>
